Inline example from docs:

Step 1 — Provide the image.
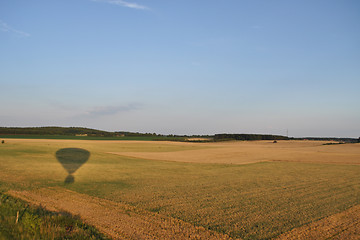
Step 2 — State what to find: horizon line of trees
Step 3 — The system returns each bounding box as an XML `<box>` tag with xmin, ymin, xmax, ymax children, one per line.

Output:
<box><xmin>294</xmin><ymin>137</ymin><xmax>359</xmax><ymax>143</ymax></box>
<box><xmin>1</xmin><ymin>127</ymin><xmax>358</xmax><ymax>142</ymax></box>
<box><xmin>214</xmin><ymin>134</ymin><xmax>290</xmax><ymax>141</ymax></box>
<box><xmin>0</xmin><ymin>127</ymin><xmax>113</xmax><ymax>136</ymax></box>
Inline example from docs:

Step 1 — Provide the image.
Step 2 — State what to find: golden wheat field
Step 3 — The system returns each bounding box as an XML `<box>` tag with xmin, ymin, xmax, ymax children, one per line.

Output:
<box><xmin>1</xmin><ymin>139</ymin><xmax>360</xmax><ymax>239</ymax></box>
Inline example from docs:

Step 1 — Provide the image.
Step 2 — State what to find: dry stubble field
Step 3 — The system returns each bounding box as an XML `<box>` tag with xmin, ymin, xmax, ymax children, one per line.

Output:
<box><xmin>0</xmin><ymin>139</ymin><xmax>360</xmax><ymax>239</ymax></box>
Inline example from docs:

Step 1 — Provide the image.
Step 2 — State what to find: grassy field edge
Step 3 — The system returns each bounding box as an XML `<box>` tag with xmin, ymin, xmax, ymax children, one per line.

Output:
<box><xmin>0</xmin><ymin>191</ymin><xmax>109</xmax><ymax>240</ymax></box>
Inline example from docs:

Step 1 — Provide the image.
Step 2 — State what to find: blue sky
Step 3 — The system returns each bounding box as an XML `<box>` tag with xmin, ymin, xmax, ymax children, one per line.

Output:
<box><xmin>1</xmin><ymin>0</ymin><xmax>359</xmax><ymax>137</ymax></box>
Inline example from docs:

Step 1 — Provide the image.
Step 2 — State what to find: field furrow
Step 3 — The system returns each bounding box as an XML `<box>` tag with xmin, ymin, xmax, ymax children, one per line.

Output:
<box><xmin>276</xmin><ymin>204</ymin><xmax>360</xmax><ymax>239</ymax></box>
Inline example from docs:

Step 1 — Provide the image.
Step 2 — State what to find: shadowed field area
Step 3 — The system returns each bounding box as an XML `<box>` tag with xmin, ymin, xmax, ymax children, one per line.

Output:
<box><xmin>0</xmin><ymin>139</ymin><xmax>360</xmax><ymax>239</ymax></box>
<box><xmin>0</xmin><ymin>191</ymin><xmax>109</xmax><ymax>239</ymax></box>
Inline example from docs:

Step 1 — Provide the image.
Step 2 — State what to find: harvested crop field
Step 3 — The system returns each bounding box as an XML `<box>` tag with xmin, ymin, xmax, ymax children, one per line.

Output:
<box><xmin>1</xmin><ymin>139</ymin><xmax>360</xmax><ymax>239</ymax></box>
<box><xmin>110</xmin><ymin>140</ymin><xmax>360</xmax><ymax>165</ymax></box>
<box><xmin>275</xmin><ymin>204</ymin><xmax>360</xmax><ymax>239</ymax></box>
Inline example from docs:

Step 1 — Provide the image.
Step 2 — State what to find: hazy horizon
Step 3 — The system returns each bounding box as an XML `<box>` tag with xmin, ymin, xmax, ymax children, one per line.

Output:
<box><xmin>1</xmin><ymin>1</ymin><xmax>359</xmax><ymax>138</ymax></box>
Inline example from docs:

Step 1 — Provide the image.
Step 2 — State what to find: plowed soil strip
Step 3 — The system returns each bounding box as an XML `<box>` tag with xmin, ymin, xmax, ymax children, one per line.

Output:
<box><xmin>8</xmin><ymin>187</ymin><xmax>231</xmax><ymax>240</ymax></box>
<box><xmin>276</xmin><ymin>205</ymin><xmax>360</xmax><ymax>240</ymax></box>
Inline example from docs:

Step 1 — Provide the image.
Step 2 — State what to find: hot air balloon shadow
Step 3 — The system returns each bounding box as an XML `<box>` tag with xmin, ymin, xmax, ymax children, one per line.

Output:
<box><xmin>56</xmin><ymin>148</ymin><xmax>90</xmax><ymax>184</ymax></box>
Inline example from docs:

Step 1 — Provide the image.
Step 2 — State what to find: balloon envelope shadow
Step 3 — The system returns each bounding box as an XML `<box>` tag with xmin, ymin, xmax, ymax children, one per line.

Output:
<box><xmin>56</xmin><ymin>148</ymin><xmax>90</xmax><ymax>184</ymax></box>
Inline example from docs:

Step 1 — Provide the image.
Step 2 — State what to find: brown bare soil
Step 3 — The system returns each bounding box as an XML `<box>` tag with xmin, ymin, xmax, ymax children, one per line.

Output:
<box><xmin>276</xmin><ymin>204</ymin><xmax>360</xmax><ymax>240</ymax></box>
<box><xmin>8</xmin><ymin>187</ymin><xmax>231</xmax><ymax>240</ymax></box>
<box><xmin>109</xmin><ymin>141</ymin><xmax>360</xmax><ymax>165</ymax></box>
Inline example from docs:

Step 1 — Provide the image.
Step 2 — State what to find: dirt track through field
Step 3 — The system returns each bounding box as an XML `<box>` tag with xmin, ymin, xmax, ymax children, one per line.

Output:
<box><xmin>276</xmin><ymin>204</ymin><xmax>360</xmax><ymax>239</ymax></box>
<box><xmin>8</xmin><ymin>187</ymin><xmax>231</xmax><ymax>240</ymax></box>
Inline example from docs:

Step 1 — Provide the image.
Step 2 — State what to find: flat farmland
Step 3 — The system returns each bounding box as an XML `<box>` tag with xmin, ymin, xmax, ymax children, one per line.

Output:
<box><xmin>1</xmin><ymin>139</ymin><xmax>360</xmax><ymax>239</ymax></box>
<box><xmin>110</xmin><ymin>140</ymin><xmax>360</xmax><ymax>164</ymax></box>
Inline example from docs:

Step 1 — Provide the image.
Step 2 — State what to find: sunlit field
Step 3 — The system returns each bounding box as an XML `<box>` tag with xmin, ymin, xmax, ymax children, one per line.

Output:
<box><xmin>1</xmin><ymin>139</ymin><xmax>360</xmax><ymax>239</ymax></box>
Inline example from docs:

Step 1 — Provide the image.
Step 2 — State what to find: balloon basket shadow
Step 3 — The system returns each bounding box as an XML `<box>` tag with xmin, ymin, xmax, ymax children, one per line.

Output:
<box><xmin>65</xmin><ymin>174</ymin><xmax>75</xmax><ymax>184</ymax></box>
<box><xmin>56</xmin><ymin>148</ymin><xmax>90</xmax><ymax>184</ymax></box>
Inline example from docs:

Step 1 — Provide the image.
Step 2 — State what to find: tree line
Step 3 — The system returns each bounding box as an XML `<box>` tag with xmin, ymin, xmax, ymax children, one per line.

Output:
<box><xmin>0</xmin><ymin>127</ymin><xmax>114</xmax><ymax>136</ymax></box>
<box><xmin>213</xmin><ymin>134</ymin><xmax>290</xmax><ymax>141</ymax></box>
<box><xmin>2</xmin><ymin>127</ymin><xmax>357</xmax><ymax>143</ymax></box>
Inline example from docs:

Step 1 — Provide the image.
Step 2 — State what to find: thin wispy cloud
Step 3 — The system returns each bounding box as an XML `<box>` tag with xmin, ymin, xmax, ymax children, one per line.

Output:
<box><xmin>85</xmin><ymin>103</ymin><xmax>142</xmax><ymax>117</ymax></box>
<box><xmin>92</xmin><ymin>0</ymin><xmax>149</xmax><ymax>10</ymax></box>
<box><xmin>0</xmin><ymin>20</ymin><xmax>30</xmax><ymax>37</ymax></box>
